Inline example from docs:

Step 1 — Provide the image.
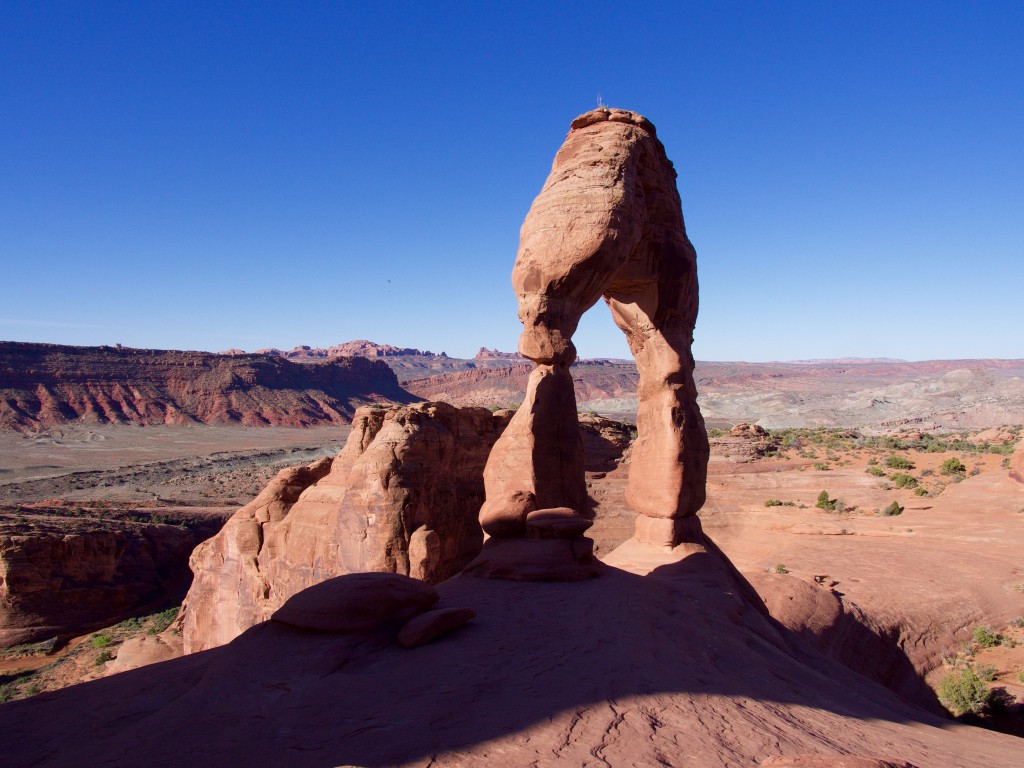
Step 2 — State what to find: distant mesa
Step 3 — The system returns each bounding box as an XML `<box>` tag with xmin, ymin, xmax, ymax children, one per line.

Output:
<box><xmin>474</xmin><ymin>347</ymin><xmax>523</xmax><ymax>360</ymax></box>
<box><xmin>0</xmin><ymin>341</ymin><xmax>418</xmax><ymax>431</ymax></box>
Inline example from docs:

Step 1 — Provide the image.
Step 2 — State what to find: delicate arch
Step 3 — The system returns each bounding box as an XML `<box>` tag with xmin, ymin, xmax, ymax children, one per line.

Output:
<box><xmin>479</xmin><ymin>109</ymin><xmax>708</xmax><ymax>548</ymax></box>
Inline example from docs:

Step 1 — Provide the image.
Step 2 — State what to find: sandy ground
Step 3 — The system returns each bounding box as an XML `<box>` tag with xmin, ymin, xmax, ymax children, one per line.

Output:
<box><xmin>0</xmin><ymin>424</ymin><xmax>352</xmax><ymax>506</ymax></box>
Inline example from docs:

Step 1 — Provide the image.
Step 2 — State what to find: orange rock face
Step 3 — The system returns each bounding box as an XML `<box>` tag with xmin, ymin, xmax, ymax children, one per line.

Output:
<box><xmin>0</xmin><ymin>517</ymin><xmax>214</xmax><ymax>647</ymax></box>
<box><xmin>181</xmin><ymin>403</ymin><xmax>509</xmax><ymax>652</ymax></box>
<box><xmin>480</xmin><ymin>108</ymin><xmax>708</xmax><ymax>548</ymax></box>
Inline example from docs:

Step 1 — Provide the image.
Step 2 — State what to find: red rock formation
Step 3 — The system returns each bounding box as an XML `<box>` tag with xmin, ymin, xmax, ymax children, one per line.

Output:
<box><xmin>0</xmin><ymin>515</ymin><xmax>221</xmax><ymax>647</ymax></box>
<box><xmin>474</xmin><ymin>348</ymin><xmax>524</xmax><ymax>360</ymax></box>
<box><xmin>479</xmin><ymin>108</ymin><xmax>708</xmax><ymax>553</ymax></box>
<box><xmin>251</xmin><ymin>339</ymin><xmax>445</xmax><ymax>361</ymax></box>
<box><xmin>0</xmin><ymin>341</ymin><xmax>417</xmax><ymax>431</ymax></box>
<box><xmin>181</xmin><ymin>403</ymin><xmax>510</xmax><ymax>652</ymax></box>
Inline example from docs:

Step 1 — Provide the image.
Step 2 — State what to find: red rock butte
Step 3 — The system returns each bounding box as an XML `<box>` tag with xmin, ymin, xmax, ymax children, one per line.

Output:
<box><xmin>476</xmin><ymin>107</ymin><xmax>708</xmax><ymax>573</ymax></box>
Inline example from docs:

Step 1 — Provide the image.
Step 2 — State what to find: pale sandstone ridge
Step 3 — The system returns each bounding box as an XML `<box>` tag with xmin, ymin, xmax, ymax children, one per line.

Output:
<box><xmin>181</xmin><ymin>403</ymin><xmax>510</xmax><ymax>652</ymax></box>
<box><xmin>478</xmin><ymin>107</ymin><xmax>708</xmax><ymax>557</ymax></box>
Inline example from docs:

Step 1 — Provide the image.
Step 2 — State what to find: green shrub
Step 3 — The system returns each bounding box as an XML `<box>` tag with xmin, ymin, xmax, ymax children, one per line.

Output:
<box><xmin>147</xmin><ymin>607</ymin><xmax>180</xmax><ymax>635</ymax></box>
<box><xmin>95</xmin><ymin>650</ymin><xmax>113</xmax><ymax>666</ymax></box>
<box><xmin>91</xmin><ymin>634</ymin><xmax>111</xmax><ymax>649</ymax></box>
<box><xmin>866</xmin><ymin>466</ymin><xmax>886</xmax><ymax>477</ymax></box>
<box><xmin>941</xmin><ymin>457</ymin><xmax>966</xmax><ymax>475</ymax></box>
<box><xmin>973</xmin><ymin>626</ymin><xmax>1000</xmax><ymax>648</ymax></box>
<box><xmin>1017</xmin><ymin>669</ymin><xmax>1024</xmax><ymax>684</ymax></box>
<box><xmin>815</xmin><ymin>490</ymin><xmax>836</xmax><ymax>511</ymax></box>
<box><xmin>913</xmin><ymin>487</ymin><xmax>929</xmax><ymax>496</ymax></box>
<box><xmin>813</xmin><ymin>462</ymin><xmax>830</xmax><ymax>471</ymax></box>
<box><xmin>973</xmin><ymin>663</ymin><xmax>997</xmax><ymax>682</ymax></box>
<box><xmin>938</xmin><ymin>668</ymin><xmax>993</xmax><ymax>715</ymax></box>
<box><xmin>886</xmin><ymin>454</ymin><xmax>914</xmax><ymax>469</ymax></box>
<box><xmin>774</xmin><ymin>563</ymin><xmax>789</xmax><ymax>574</ymax></box>
<box><xmin>889</xmin><ymin>473</ymin><xmax>918</xmax><ymax>489</ymax></box>
<box><xmin>764</xmin><ymin>499</ymin><xmax>783</xmax><ymax>507</ymax></box>
<box><xmin>880</xmin><ymin>501</ymin><xmax>903</xmax><ymax>516</ymax></box>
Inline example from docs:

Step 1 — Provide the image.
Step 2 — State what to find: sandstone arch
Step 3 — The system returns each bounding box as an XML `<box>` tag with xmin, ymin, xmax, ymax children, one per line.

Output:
<box><xmin>479</xmin><ymin>108</ymin><xmax>709</xmax><ymax>550</ymax></box>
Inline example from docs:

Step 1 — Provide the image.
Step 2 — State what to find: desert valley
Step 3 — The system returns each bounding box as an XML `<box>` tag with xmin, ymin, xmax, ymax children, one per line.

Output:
<box><xmin>1</xmin><ymin>105</ymin><xmax>1023</xmax><ymax>768</ymax></box>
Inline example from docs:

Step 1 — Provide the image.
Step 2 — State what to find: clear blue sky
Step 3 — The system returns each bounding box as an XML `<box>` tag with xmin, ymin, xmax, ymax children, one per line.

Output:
<box><xmin>2</xmin><ymin>2</ymin><xmax>1021</xmax><ymax>362</ymax></box>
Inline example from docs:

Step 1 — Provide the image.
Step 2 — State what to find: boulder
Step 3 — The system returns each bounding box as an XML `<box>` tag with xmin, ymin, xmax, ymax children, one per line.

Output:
<box><xmin>271</xmin><ymin>573</ymin><xmax>438</xmax><ymax>633</ymax></box>
<box><xmin>103</xmin><ymin>631</ymin><xmax>183</xmax><ymax>675</ymax></box>
<box><xmin>397</xmin><ymin>606</ymin><xmax>476</xmax><ymax>648</ymax></box>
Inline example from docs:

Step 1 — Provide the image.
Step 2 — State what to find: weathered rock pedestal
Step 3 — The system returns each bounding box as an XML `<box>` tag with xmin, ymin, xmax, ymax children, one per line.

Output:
<box><xmin>463</xmin><ymin>507</ymin><xmax>600</xmax><ymax>581</ymax></box>
<box><xmin>469</xmin><ymin>107</ymin><xmax>709</xmax><ymax>580</ymax></box>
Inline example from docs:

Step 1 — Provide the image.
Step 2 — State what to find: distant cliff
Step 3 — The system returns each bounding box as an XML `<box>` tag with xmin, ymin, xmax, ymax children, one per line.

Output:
<box><xmin>0</xmin><ymin>342</ymin><xmax>419</xmax><ymax>431</ymax></box>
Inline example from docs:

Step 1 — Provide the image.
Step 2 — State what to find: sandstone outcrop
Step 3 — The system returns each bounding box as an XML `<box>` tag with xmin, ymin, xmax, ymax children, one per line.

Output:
<box><xmin>745</xmin><ymin>572</ymin><xmax>944</xmax><ymax>713</ymax></box>
<box><xmin>181</xmin><ymin>402</ymin><xmax>510</xmax><ymax>652</ymax></box>
<box><xmin>0</xmin><ymin>341</ymin><xmax>417</xmax><ymax>431</ymax></box>
<box><xmin>712</xmin><ymin>423</ymin><xmax>782</xmax><ymax>463</ymax></box>
<box><xmin>102</xmin><ymin>631</ymin><xmax>182</xmax><ymax>676</ymax></box>
<box><xmin>478</xmin><ymin>108</ymin><xmax>708</xmax><ymax>557</ymax></box>
<box><xmin>0</xmin><ymin>515</ymin><xmax>218</xmax><ymax>647</ymax></box>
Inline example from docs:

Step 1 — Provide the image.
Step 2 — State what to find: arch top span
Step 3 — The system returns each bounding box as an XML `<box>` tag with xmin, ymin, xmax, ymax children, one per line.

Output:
<box><xmin>471</xmin><ymin>108</ymin><xmax>708</xmax><ymax>578</ymax></box>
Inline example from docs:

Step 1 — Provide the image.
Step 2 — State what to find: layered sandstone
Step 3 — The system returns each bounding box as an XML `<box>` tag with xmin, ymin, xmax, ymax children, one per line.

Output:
<box><xmin>0</xmin><ymin>514</ymin><xmax>223</xmax><ymax>647</ymax></box>
<box><xmin>479</xmin><ymin>108</ymin><xmax>708</xmax><ymax>551</ymax></box>
<box><xmin>0</xmin><ymin>341</ymin><xmax>416</xmax><ymax>431</ymax></box>
<box><xmin>181</xmin><ymin>403</ymin><xmax>510</xmax><ymax>652</ymax></box>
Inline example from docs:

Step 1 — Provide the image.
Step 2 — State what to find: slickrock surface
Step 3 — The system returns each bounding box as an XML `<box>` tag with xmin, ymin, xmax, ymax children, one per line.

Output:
<box><xmin>698</xmin><ymin>457</ymin><xmax>1024</xmax><ymax>706</ymax></box>
<box><xmin>0</xmin><ymin>514</ymin><xmax>222</xmax><ymax>647</ymax></box>
<box><xmin>0</xmin><ymin>341</ymin><xmax>416</xmax><ymax>431</ymax></box>
<box><xmin>479</xmin><ymin>108</ymin><xmax>707</xmax><ymax>549</ymax></box>
<box><xmin>181</xmin><ymin>403</ymin><xmax>510</xmax><ymax>652</ymax></box>
<box><xmin>1</xmin><ymin>538</ymin><xmax>1020</xmax><ymax>767</ymax></box>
